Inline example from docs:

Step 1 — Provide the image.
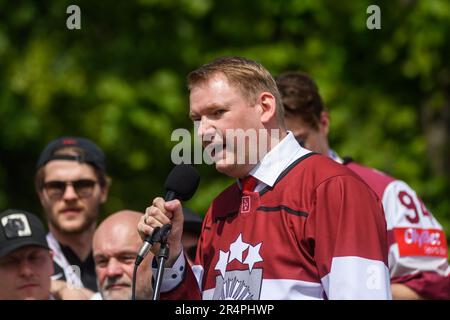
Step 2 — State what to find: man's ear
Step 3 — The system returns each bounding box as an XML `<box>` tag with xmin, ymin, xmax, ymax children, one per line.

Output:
<box><xmin>100</xmin><ymin>178</ymin><xmax>111</xmax><ymax>204</ymax></box>
<box><xmin>319</xmin><ymin>111</ymin><xmax>330</xmax><ymax>135</ymax></box>
<box><xmin>258</xmin><ymin>92</ymin><xmax>277</xmax><ymax>125</ymax></box>
<box><xmin>37</xmin><ymin>190</ymin><xmax>46</xmax><ymax>207</ymax></box>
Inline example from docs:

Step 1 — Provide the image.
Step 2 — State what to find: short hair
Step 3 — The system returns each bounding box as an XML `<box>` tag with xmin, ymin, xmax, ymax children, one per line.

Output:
<box><xmin>275</xmin><ymin>71</ymin><xmax>325</xmax><ymax>130</ymax></box>
<box><xmin>35</xmin><ymin>146</ymin><xmax>110</xmax><ymax>193</ymax></box>
<box><xmin>188</xmin><ymin>56</ymin><xmax>285</xmax><ymax>126</ymax></box>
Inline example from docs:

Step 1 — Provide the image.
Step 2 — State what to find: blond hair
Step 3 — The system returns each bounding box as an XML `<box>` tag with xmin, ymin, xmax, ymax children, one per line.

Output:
<box><xmin>187</xmin><ymin>56</ymin><xmax>285</xmax><ymax>126</ymax></box>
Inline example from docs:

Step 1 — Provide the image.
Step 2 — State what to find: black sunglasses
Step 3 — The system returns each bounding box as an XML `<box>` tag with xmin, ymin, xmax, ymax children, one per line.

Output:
<box><xmin>42</xmin><ymin>179</ymin><xmax>98</xmax><ymax>200</ymax></box>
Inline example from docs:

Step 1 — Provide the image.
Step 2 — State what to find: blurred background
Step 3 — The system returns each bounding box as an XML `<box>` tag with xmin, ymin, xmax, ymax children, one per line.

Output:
<box><xmin>0</xmin><ymin>0</ymin><xmax>449</xmax><ymax>244</ymax></box>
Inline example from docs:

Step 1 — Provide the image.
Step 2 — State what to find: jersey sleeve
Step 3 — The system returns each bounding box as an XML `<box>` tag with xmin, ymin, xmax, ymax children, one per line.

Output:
<box><xmin>158</xmin><ymin>209</ymin><xmax>214</xmax><ymax>300</ymax></box>
<box><xmin>159</xmin><ymin>259</ymin><xmax>202</xmax><ymax>300</ymax></box>
<box><xmin>305</xmin><ymin>175</ymin><xmax>392</xmax><ymax>299</ymax></box>
<box><xmin>391</xmin><ymin>271</ymin><xmax>450</xmax><ymax>299</ymax></box>
<box><xmin>382</xmin><ymin>180</ymin><xmax>449</xmax><ymax>299</ymax></box>
<box><xmin>155</xmin><ymin>247</ymin><xmax>203</xmax><ymax>300</ymax></box>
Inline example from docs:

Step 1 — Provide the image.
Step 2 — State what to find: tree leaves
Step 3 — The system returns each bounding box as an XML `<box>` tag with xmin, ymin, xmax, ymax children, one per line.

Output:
<box><xmin>0</xmin><ymin>1</ymin><xmax>448</xmax><ymax>243</ymax></box>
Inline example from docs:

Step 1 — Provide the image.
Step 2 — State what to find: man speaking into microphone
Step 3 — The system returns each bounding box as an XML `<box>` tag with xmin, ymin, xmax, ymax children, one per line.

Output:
<box><xmin>138</xmin><ymin>56</ymin><xmax>392</xmax><ymax>300</ymax></box>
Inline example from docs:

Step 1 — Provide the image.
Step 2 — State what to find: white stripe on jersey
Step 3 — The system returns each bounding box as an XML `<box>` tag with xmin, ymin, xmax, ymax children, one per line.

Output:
<box><xmin>388</xmin><ymin>243</ymin><xmax>449</xmax><ymax>277</ymax></box>
<box><xmin>201</xmin><ymin>279</ymin><xmax>324</xmax><ymax>300</ymax></box>
<box><xmin>200</xmin><ymin>257</ymin><xmax>391</xmax><ymax>300</ymax></box>
<box><xmin>259</xmin><ymin>279</ymin><xmax>324</xmax><ymax>300</ymax></box>
<box><xmin>321</xmin><ymin>256</ymin><xmax>391</xmax><ymax>300</ymax></box>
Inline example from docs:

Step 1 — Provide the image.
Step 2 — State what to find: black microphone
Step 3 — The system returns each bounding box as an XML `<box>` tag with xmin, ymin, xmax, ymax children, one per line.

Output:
<box><xmin>136</xmin><ymin>164</ymin><xmax>200</xmax><ymax>265</ymax></box>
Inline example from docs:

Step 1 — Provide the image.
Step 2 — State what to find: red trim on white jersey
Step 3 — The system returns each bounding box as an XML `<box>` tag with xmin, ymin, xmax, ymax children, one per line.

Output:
<box><xmin>345</xmin><ymin>160</ymin><xmax>450</xmax><ymax>299</ymax></box>
<box><xmin>394</xmin><ymin>227</ymin><xmax>448</xmax><ymax>258</ymax></box>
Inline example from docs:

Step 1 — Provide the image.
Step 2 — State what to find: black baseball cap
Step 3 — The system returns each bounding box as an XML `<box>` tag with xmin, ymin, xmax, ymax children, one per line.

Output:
<box><xmin>36</xmin><ymin>136</ymin><xmax>106</xmax><ymax>172</ymax></box>
<box><xmin>0</xmin><ymin>209</ymin><xmax>50</xmax><ymax>259</ymax></box>
<box><xmin>183</xmin><ymin>207</ymin><xmax>203</xmax><ymax>235</ymax></box>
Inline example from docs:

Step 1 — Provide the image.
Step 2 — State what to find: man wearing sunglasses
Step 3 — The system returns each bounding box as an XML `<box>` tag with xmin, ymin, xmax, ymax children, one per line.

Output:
<box><xmin>34</xmin><ymin>136</ymin><xmax>110</xmax><ymax>292</ymax></box>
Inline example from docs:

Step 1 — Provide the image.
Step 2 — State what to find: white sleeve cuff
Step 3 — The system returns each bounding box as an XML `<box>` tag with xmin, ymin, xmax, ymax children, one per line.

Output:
<box><xmin>152</xmin><ymin>249</ymin><xmax>187</xmax><ymax>293</ymax></box>
<box><xmin>321</xmin><ymin>256</ymin><xmax>392</xmax><ymax>300</ymax></box>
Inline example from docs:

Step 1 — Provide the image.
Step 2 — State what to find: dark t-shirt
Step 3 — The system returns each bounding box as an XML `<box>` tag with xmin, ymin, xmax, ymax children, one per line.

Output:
<box><xmin>53</xmin><ymin>244</ymin><xmax>98</xmax><ymax>292</ymax></box>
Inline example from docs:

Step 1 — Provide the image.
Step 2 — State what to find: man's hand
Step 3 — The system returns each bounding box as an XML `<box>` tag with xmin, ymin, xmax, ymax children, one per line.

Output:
<box><xmin>138</xmin><ymin>197</ymin><xmax>184</xmax><ymax>267</ymax></box>
<box><xmin>391</xmin><ymin>284</ymin><xmax>425</xmax><ymax>300</ymax></box>
<box><xmin>51</xmin><ymin>280</ymin><xmax>94</xmax><ymax>300</ymax></box>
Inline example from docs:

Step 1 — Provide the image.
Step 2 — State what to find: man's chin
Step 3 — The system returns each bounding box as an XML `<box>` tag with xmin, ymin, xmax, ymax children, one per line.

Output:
<box><xmin>57</xmin><ymin>220</ymin><xmax>90</xmax><ymax>234</ymax></box>
<box><xmin>215</xmin><ymin>160</ymin><xmax>235</xmax><ymax>175</ymax></box>
<box><xmin>102</xmin><ymin>289</ymin><xmax>131</xmax><ymax>301</ymax></box>
<box><xmin>215</xmin><ymin>161</ymin><xmax>251</xmax><ymax>179</ymax></box>
<box><xmin>21</xmin><ymin>290</ymin><xmax>47</xmax><ymax>300</ymax></box>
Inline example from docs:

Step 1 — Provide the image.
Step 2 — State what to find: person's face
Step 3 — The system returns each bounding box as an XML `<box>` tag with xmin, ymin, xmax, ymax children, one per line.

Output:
<box><xmin>284</xmin><ymin>112</ymin><xmax>330</xmax><ymax>155</ymax></box>
<box><xmin>0</xmin><ymin>246</ymin><xmax>53</xmax><ymax>300</ymax></box>
<box><xmin>93</xmin><ymin>224</ymin><xmax>153</xmax><ymax>300</ymax></box>
<box><xmin>189</xmin><ymin>73</ymin><xmax>266</xmax><ymax>178</ymax></box>
<box><xmin>38</xmin><ymin>161</ymin><xmax>108</xmax><ymax>234</ymax></box>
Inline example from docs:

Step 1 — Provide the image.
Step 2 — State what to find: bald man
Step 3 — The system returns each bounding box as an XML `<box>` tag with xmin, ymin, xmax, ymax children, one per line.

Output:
<box><xmin>92</xmin><ymin>210</ymin><xmax>153</xmax><ymax>300</ymax></box>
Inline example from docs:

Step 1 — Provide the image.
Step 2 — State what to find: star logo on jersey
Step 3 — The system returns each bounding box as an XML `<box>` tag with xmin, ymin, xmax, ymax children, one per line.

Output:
<box><xmin>214</xmin><ymin>233</ymin><xmax>263</xmax><ymax>276</ymax></box>
<box><xmin>215</xmin><ymin>250</ymin><xmax>229</xmax><ymax>278</ymax></box>
<box><xmin>229</xmin><ymin>234</ymin><xmax>249</xmax><ymax>263</ymax></box>
<box><xmin>244</xmin><ymin>243</ymin><xmax>263</xmax><ymax>272</ymax></box>
<box><xmin>213</xmin><ymin>233</ymin><xmax>264</xmax><ymax>300</ymax></box>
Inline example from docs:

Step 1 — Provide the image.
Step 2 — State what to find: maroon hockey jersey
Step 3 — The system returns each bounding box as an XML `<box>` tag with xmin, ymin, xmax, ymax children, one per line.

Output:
<box><xmin>161</xmin><ymin>153</ymin><xmax>391</xmax><ymax>299</ymax></box>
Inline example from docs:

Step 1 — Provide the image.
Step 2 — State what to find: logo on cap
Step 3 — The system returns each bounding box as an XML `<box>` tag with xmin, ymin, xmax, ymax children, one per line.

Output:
<box><xmin>1</xmin><ymin>214</ymin><xmax>32</xmax><ymax>239</ymax></box>
<box><xmin>62</xmin><ymin>138</ymin><xmax>77</xmax><ymax>145</ymax></box>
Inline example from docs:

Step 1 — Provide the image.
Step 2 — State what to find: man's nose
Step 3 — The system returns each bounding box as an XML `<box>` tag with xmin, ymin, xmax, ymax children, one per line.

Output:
<box><xmin>62</xmin><ymin>184</ymin><xmax>78</xmax><ymax>201</ymax></box>
<box><xmin>105</xmin><ymin>259</ymin><xmax>124</xmax><ymax>278</ymax></box>
<box><xmin>18</xmin><ymin>259</ymin><xmax>35</xmax><ymax>277</ymax></box>
<box><xmin>196</xmin><ymin>118</ymin><xmax>216</xmax><ymax>144</ymax></box>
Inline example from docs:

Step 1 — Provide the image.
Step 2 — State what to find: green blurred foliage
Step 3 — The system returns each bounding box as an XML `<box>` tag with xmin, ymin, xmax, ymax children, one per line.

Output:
<box><xmin>0</xmin><ymin>1</ymin><xmax>449</xmax><ymax>244</ymax></box>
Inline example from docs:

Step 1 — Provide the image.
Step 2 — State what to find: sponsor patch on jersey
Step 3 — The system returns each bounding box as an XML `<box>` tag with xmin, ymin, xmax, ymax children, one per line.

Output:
<box><xmin>394</xmin><ymin>227</ymin><xmax>448</xmax><ymax>258</ymax></box>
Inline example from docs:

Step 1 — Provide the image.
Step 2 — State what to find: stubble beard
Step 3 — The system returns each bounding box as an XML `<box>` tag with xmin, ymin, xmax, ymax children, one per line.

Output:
<box><xmin>49</xmin><ymin>211</ymin><xmax>97</xmax><ymax>235</ymax></box>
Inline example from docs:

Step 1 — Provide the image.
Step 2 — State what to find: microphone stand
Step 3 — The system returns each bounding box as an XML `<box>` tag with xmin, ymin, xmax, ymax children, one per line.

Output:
<box><xmin>152</xmin><ymin>224</ymin><xmax>172</xmax><ymax>300</ymax></box>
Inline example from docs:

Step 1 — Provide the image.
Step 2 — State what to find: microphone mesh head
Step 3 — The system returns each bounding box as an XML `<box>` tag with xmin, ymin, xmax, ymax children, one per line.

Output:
<box><xmin>164</xmin><ymin>164</ymin><xmax>200</xmax><ymax>201</ymax></box>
